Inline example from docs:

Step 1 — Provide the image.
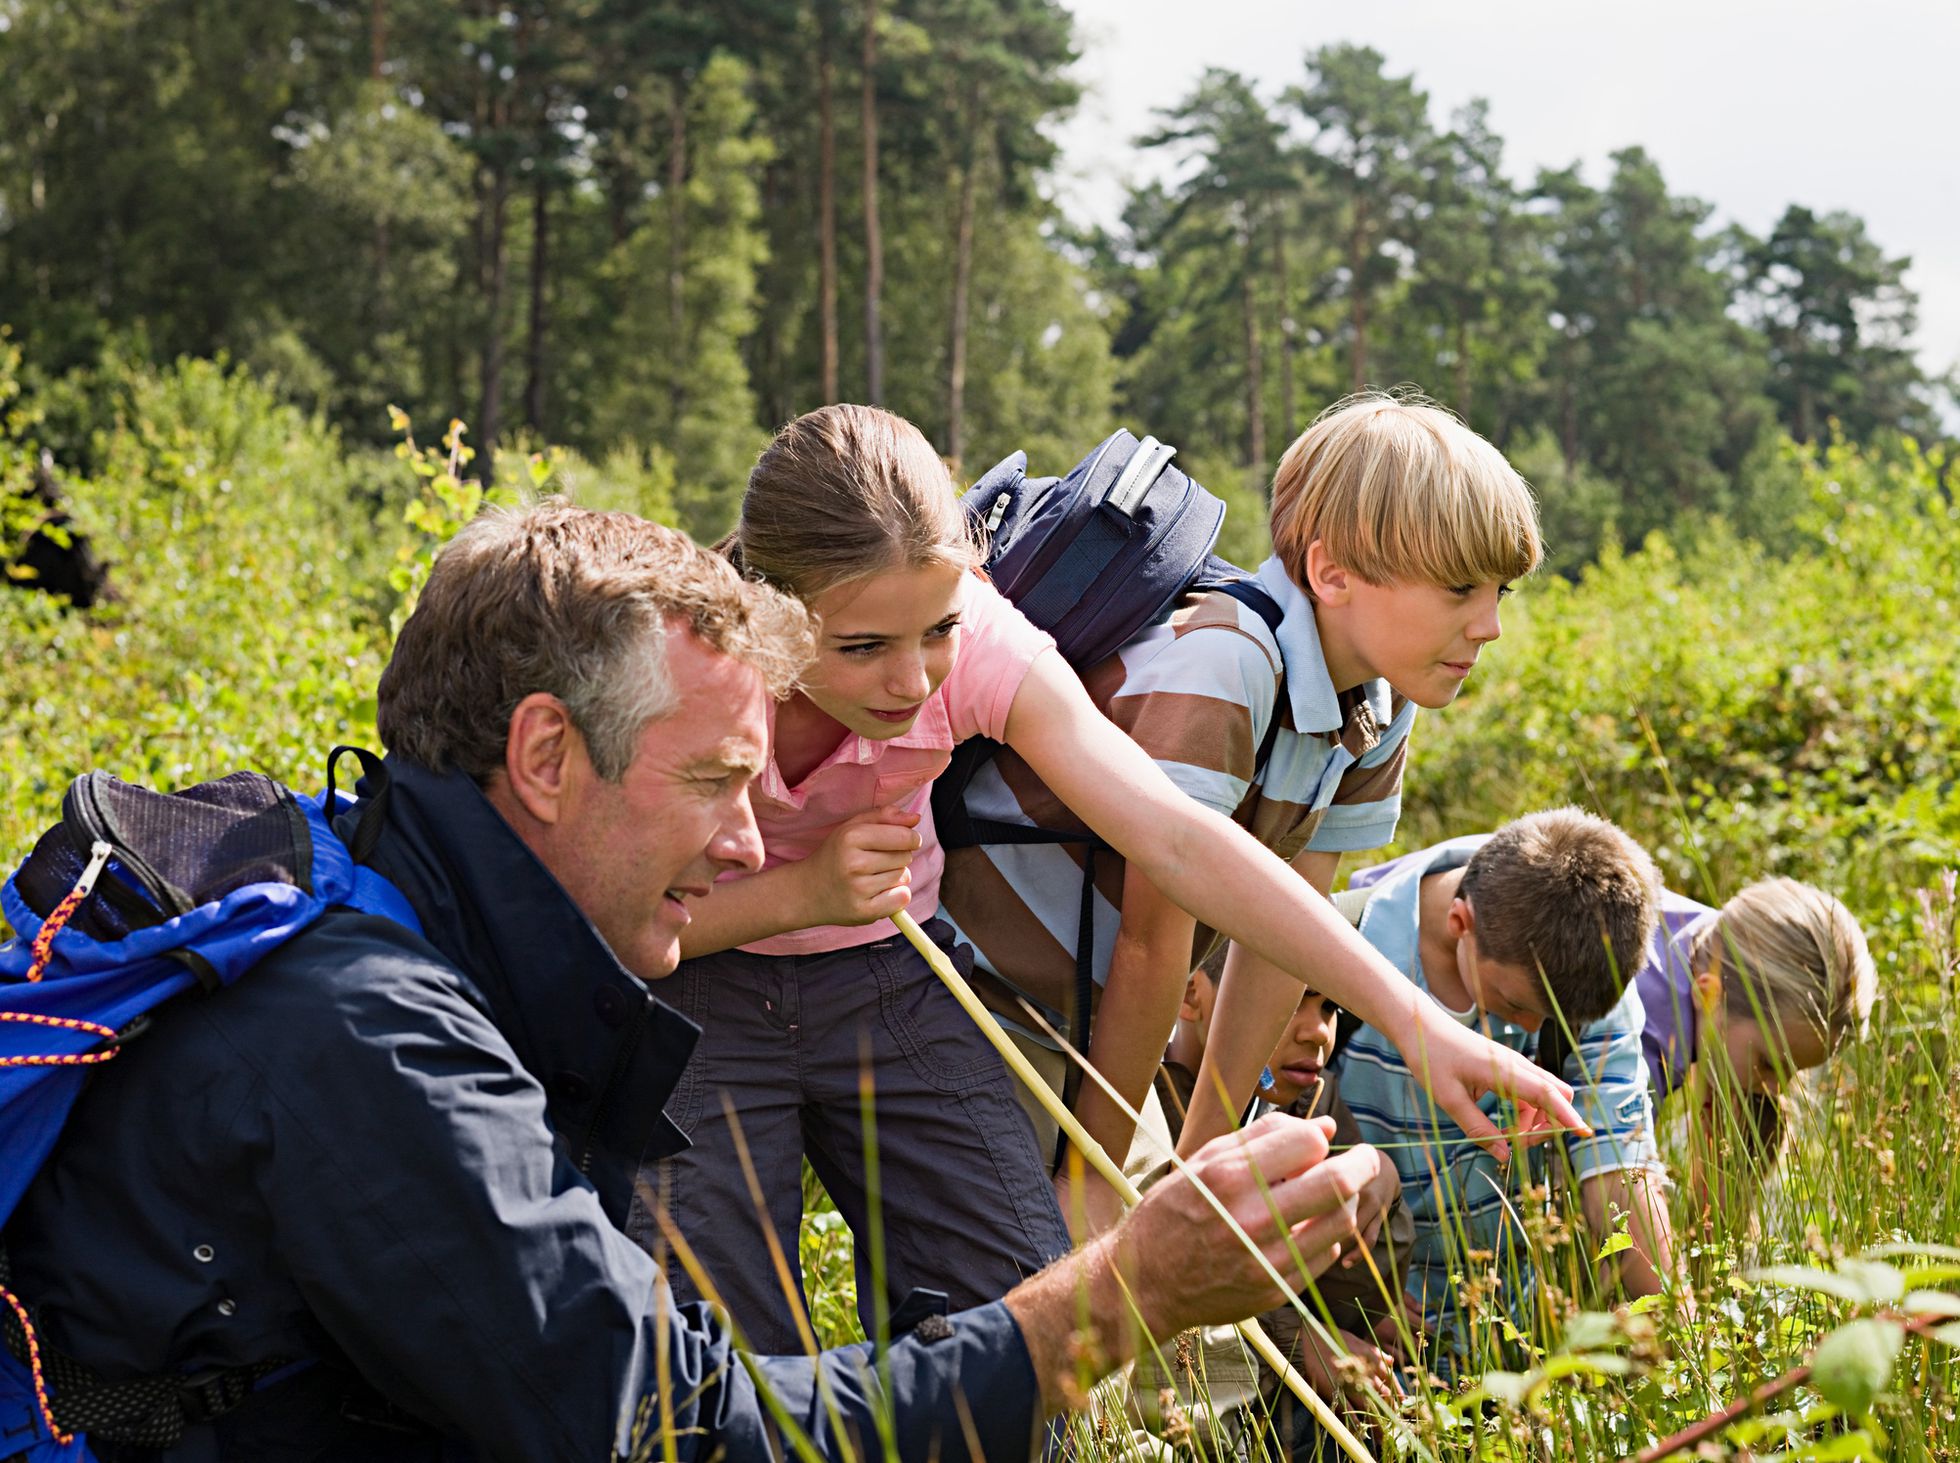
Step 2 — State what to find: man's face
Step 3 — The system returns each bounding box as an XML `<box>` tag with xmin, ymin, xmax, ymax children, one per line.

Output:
<box><xmin>552</xmin><ymin>630</ymin><xmax>769</xmax><ymax>980</ymax></box>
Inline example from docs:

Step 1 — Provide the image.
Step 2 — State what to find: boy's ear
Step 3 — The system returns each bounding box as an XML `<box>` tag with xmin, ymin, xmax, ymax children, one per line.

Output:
<box><xmin>1692</xmin><ymin>964</ymin><xmax>1723</xmax><ymax>1014</ymax></box>
<box><xmin>1303</xmin><ymin>539</ymin><xmax>1354</xmax><ymax>607</ymax></box>
<box><xmin>1445</xmin><ymin>896</ymin><xmax>1476</xmax><ymax>945</ymax></box>
<box><xmin>1178</xmin><ymin>975</ymin><xmax>1204</xmax><ymax>1023</ymax></box>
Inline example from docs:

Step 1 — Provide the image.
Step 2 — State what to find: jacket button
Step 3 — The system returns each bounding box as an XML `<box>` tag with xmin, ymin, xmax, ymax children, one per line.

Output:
<box><xmin>193</xmin><ymin>1244</ymin><xmax>216</xmax><ymax>1264</ymax></box>
<box><xmin>552</xmin><ymin>1070</ymin><xmax>594</xmax><ymax>1103</ymax></box>
<box><xmin>216</xmin><ymin>1299</ymin><xmax>237</xmax><ymax>1318</ymax></box>
<box><xmin>594</xmin><ymin>984</ymin><xmax>633</xmax><ymax>1028</ymax></box>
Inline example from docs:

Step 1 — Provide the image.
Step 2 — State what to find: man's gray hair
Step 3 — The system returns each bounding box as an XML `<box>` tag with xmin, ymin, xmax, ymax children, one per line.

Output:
<box><xmin>378</xmin><ymin>500</ymin><xmax>812</xmax><ymax>781</ymax></box>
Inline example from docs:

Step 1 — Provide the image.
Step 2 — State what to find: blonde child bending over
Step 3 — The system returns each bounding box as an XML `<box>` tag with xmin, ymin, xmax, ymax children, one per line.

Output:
<box><xmin>632</xmin><ymin>404</ymin><xmax>1584</xmax><ymax>1355</ymax></box>
<box><xmin>1641</xmin><ymin>878</ymin><xmax>1876</xmax><ymax>1207</ymax></box>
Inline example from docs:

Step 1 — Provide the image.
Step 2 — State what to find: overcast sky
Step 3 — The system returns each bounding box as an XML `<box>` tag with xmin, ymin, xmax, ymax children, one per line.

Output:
<box><xmin>1051</xmin><ymin>0</ymin><xmax>1958</xmax><ymax>391</ymax></box>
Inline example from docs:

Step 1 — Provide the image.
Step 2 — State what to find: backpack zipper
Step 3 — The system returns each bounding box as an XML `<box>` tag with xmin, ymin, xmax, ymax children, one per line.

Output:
<box><xmin>64</xmin><ymin>774</ymin><xmax>191</xmax><ymax>918</ymax></box>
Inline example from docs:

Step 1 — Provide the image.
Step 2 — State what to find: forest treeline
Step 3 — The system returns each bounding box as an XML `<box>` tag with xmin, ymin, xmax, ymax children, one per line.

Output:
<box><xmin>0</xmin><ymin>0</ymin><xmax>1947</xmax><ymax>560</ymax></box>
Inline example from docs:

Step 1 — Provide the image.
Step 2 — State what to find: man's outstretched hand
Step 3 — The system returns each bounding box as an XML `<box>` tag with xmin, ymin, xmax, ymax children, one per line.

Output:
<box><xmin>1005</xmin><ymin>1113</ymin><xmax>1381</xmax><ymax>1414</ymax></box>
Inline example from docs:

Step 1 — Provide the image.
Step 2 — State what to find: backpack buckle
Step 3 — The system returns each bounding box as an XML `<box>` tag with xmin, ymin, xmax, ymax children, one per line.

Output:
<box><xmin>97</xmin><ymin>1013</ymin><xmax>153</xmax><ymax>1052</ymax></box>
<box><xmin>176</xmin><ymin>1366</ymin><xmax>253</xmax><ymax>1426</ymax></box>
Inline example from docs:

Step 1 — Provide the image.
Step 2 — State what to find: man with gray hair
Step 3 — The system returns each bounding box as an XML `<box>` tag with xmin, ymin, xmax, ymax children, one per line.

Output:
<box><xmin>8</xmin><ymin>501</ymin><xmax>1378</xmax><ymax>1461</ymax></box>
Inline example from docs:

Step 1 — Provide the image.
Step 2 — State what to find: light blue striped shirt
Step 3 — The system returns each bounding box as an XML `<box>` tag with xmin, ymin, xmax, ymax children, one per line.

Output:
<box><xmin>1335</xmin><ymin>836</ymin><xmax>1661</xmax><ymax>1336</ymax></box>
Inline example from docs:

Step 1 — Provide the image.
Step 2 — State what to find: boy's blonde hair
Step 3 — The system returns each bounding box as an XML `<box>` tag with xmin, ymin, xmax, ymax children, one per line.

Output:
<box><xmin>1269</xmin><ymin>392</ymin><xmax>1542</xmax><ymax>591</ymax></box>
<box><xmin>726</xmin><ymin>404</ymin><xmax>980</xmax><ymax>602</ymax></box>
<box><xmin>1691</xmin><ymin>879</ymin><xmax>1876</xmax><ymax>1052</ymax></box>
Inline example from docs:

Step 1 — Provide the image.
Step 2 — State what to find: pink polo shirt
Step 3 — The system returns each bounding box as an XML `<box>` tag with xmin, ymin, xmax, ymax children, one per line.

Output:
<box><xmin>735</xmin><ymin>573</ymin><xmax>1056</xmax><ymax>955</ymax></box>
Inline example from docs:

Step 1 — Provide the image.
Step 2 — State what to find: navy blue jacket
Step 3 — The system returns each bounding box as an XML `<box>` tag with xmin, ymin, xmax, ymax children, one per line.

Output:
<box><xmin>8</xmin><ymin>758</ymin><xmax>1038</xmax><ymax>1461</ymax></box>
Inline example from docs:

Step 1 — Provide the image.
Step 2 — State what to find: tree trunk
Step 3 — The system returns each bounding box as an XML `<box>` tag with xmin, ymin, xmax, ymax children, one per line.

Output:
<box><xmin>1559</xmin><ymin>337</ymin><xmax>1579</xmax><ymax>470</ymax></box>
<box><xmin>1348</xmin><ymin>201</ymin><xmax>1369</xmax><ymax>392</ymax></box>
<box><xmin>861</xmin><ymin>0</ymin><xmax>884</xmax><ymax>405</ymax></box>
<box><xmin>1454</xmin><ymin>309</ymin><xmax>1472</xmax><ymax>421</ymax></box>
<box><xmin>668</xmin><ymin>83</ymin><xmax>688</xmax><ymax>424</ymax></box>
<box><xmin>1273</xmin><ymin>215</ymin><xmax>1295</xmax><ymax>439</ymax></box>
<box><xmin>817</xmin><ymin>0</ymin><xmax>840</xmax><ymax>403</ymax></box>
<box><xmin>524</xmin><ymin>170</ymin><xmax>550</xmax><ymax>432</ymax></box>
<box><xmin>478</xmin><ymin>165</ymin><xmax>510</xmax><ymax>481</ymax></box>
<box><xmin>946</xmin><ymin>105</ymin><xmax>979</xmax><ymax>472</ymax></box>
<box><xmin>1242</xmin><ymin>224</ymin><xmax>1264</xmax><ymax>470</ymax></box>
<box><xmin>370</xmin><ymin>0</ymin><xmax>389</xmax><ymax>324</ymax></box>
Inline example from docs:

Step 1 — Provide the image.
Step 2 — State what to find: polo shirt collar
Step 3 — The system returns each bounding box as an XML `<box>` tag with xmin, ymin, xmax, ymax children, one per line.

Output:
<box><xmin>756</xmin><ymin>694</ymin><xmax>955</xmax><ymax>805</ymax></box>
<box><xmin>1254</xmin><ymin>556</ymin><xmax>1396</xmax><ymax>744</ymax></box>
<box><xmin>1352</xmin><ymin>835</ymin><xmax>1491</xmax><ymax>993</ymax></box>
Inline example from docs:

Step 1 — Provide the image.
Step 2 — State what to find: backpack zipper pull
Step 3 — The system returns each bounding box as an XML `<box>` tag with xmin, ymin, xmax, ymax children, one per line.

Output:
<box><xmin>23</xmin><ymin>841</ymin><xmax>114</xmax><ymax>983</ymax></box>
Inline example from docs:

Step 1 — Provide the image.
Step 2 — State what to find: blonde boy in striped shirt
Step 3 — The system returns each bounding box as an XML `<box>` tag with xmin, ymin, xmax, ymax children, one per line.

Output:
<box><xmin>939</xmin><ymin>392</ymin><xmax>1543</xmax><ymax>1233</ymax></box>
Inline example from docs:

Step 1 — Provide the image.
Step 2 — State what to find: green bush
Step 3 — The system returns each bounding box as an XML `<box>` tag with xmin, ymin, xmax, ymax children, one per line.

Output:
<box><xmin>0</xmin><ymin>353</ymin><xmax>404</xmax><ymax>868</ymax></box>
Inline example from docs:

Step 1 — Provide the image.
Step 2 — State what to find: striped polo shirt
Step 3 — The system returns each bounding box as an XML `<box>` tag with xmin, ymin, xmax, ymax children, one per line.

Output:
<box><xmin>938</xmin><ymin>553</ymin><xmax>1416</xmax><ymax>1041</ymax></box>
<box><xmin>1334</xmin><ymin>837</ymin><xmax>1662</xmax><ymax>1336</ymax></box>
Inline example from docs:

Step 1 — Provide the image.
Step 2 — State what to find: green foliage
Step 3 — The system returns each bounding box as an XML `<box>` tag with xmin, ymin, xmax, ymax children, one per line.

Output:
<box><xmin>581</xmin><ymin>56</ymin><xmax>772</xmax><ymax>542</ymax></box>
<box><xmin>0</xmin><ymin>355</ymin><xmax>405</xmax><ymax>874</ymax></box>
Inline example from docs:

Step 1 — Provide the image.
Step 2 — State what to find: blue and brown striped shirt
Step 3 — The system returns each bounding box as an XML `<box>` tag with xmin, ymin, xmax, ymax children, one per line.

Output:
<box><xmin>939</xmin><ymin>554</ymin><xmax>1416</xmax><ymax>1041</ymax></box>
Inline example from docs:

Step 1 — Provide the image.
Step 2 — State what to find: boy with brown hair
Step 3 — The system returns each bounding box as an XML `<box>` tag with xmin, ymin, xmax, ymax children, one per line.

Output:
<box><xmin>1333</xmin><ymin>808</ymin><xmax>1673</xmax><ymax>1339</ymax></box>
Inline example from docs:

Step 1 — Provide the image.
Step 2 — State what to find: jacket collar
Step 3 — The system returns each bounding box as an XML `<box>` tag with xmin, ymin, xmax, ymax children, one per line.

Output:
<box><xmin>354</xmin><ymin>755</ymin><xmax>699</xmax><ymax>1226</ymax></box>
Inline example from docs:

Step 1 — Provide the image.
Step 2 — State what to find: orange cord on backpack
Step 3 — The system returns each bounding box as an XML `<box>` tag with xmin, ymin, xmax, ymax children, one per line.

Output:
<box><xmin>0</xmin><ymin>1284</ymin><xmax>72</xmax><ymax>1445</ymax></box>
<box><xmin>3</xmin><ymin>839</ymin><xmax>116</xmax><ymax>1444</ymax></box>
<box><xmin>5</xmin><ymin>841</ymin><xmax>122</xmax><ymax>1070</ymax></box>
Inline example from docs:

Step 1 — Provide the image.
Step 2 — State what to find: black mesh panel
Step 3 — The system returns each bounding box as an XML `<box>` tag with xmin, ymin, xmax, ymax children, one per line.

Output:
<box><xmin>82</xmin><ymin>773</ymin><xmax>312</xmax><ymax>912</ymax></box>
<box><xmin>8</xmin><ymin>773</ymin><xmax>314</xmax><ymax>944</ymax></box>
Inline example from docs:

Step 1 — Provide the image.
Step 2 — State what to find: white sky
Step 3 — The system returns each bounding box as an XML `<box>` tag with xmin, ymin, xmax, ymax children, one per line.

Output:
<box><xmin>1051</xmin><ymin>0</ymin><xmax>1959</xmax><ymax>391</ymax></box>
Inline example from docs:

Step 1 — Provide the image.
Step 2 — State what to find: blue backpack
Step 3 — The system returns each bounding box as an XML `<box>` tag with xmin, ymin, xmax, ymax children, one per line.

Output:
<box><xmin>931</xmin><ymin>431</ymin><xmax>1284</xmax><ymax>1132</ymax></box>
<box><xmin>0</xmin><ymin>748</ymin><xmax>418</xmax><ymax>1461</ymax></box>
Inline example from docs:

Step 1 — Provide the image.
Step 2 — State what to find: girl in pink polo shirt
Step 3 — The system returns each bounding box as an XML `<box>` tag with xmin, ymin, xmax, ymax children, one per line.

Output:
<box><xmin>636</xmin><ymin>404</ymin><xmax>1586</xmax><ymax>1354</ymax></box>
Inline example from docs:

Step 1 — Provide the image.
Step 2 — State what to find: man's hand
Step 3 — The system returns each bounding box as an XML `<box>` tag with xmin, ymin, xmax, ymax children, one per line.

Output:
<box><xmin>1111</xmin><ymin>1114</ymin><xmax>1376</xmax><ymax>1338</ymax></box>
<box><xmin>1394</xmin><ymin>1000</ymin><xmax>1590</xmax><ymax>1162</ymax></box>
<box><xmin>1004</xmin><ymin>1113</ymin><xmax>1380</xmax><ymax>1415</ymax></box>
<box><xmin>795</xmin><ymin>805</ymin><xmax>920</xmax><ymax>926</ymax></box>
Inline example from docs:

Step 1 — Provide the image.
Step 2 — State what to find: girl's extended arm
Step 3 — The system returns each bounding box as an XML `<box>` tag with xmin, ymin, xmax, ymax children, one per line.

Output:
<box><xmin>1003</xmin><ymin>652</ymin><xmax>1586</xmax><ymax>1157</ymax></box>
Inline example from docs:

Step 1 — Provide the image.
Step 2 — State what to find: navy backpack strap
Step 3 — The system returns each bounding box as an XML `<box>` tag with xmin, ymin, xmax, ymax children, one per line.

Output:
<box><xmin>1213</xmin><ymin>577</ymin><xmax>1288</xmax><ymax>778</ymax></box>
<box><xmin>325</xmin><ymin>745</ymin><xmax>393</xmax><ymax>865</ymax></box>
<box><xmin>1054</xmin><ymin>847</ymin><xmax>1099</xmax><ymax>1171</ymax></box>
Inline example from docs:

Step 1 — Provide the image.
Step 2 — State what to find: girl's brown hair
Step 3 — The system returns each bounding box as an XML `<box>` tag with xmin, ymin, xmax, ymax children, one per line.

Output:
<box><xmin>726</xmin><ymin>404</ymin><xmax>980</xmax><ymax>602</ymax></box>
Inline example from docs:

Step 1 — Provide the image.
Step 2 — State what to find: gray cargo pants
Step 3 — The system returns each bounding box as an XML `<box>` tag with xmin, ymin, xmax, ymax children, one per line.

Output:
<box><xmin>628</xmin><ymin>917</ymin><xmax>1072</xmax><ymax>1354</ymax></box>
